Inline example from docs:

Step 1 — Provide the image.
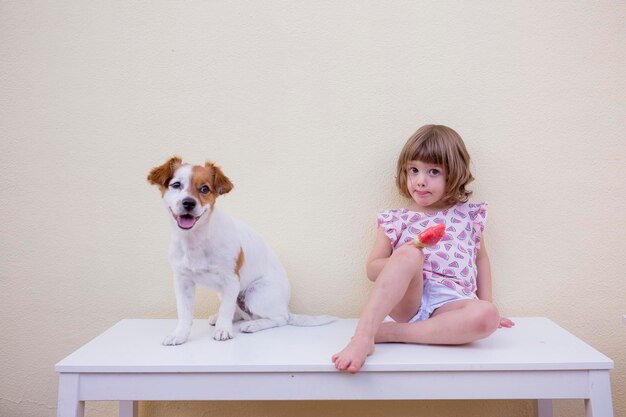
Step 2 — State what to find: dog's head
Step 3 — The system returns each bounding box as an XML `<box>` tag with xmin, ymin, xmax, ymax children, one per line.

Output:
<box><xmin>147</xmin><ymin>156</ymin><xmax>233</xmax><ymax>230</ymax></box>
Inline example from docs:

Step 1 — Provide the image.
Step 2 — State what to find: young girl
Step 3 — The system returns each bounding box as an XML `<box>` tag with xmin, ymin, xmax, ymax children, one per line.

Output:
<box><xmin>333</xmin><ymin>124</ymin><xmax>514</xmax><ymax>374</ymax></box>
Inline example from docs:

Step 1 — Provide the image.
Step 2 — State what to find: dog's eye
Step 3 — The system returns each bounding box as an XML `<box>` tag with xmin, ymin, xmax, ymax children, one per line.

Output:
<box><xmin>170</xmin><ymin>181</ymin><xmax>182</xmax><ymax>189</ymax></box>
<box><xmin>199</xmin><ymin>185</ymin><xmax>210</xmax><ymax>194</ymax></box>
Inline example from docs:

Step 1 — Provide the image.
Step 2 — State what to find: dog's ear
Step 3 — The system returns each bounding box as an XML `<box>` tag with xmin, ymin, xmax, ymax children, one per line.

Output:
<box><xmin>205</xmin><ymin>161</ymin><xmax>233</xmax><ymax>195</ymax></box>
<box><xmin>148</xmin><ymin>156</ymin><xmax>183</xmax><ymax>190</ymax></box>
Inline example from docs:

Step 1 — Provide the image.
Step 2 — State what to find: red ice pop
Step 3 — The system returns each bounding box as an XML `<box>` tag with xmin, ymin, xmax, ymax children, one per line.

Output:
<box><xmin>414</xmin><ymin>224</ymin><xmax>446</xmax><ymax>248</ymax></box>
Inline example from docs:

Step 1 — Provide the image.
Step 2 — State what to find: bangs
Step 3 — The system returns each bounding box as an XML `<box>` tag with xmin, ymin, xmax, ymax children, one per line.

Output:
<box><xmin>404</xmin><ymin>132</ymin><xmax>446</xmax><ymax>167</ymax></box>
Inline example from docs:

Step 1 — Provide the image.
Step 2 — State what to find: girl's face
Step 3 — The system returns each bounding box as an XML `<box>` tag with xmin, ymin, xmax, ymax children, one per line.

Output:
<box><xmin>406</xmin><ymin>160</ymin><xmax>448</xmax><ymax>211</ymax></box>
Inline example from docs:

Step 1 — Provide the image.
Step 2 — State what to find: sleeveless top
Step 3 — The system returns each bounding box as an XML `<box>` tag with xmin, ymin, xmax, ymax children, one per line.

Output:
<box><xmin>376</xmin><ymin>202</ymin><xmax>487</xmax><ymax>297</ymax></box>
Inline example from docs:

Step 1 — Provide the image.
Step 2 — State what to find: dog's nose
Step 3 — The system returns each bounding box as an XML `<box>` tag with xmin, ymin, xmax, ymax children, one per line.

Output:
<box><xmin>182</xmin><ymin>198</ymin><xmax>196</xmax><ymax>212</ymax></box>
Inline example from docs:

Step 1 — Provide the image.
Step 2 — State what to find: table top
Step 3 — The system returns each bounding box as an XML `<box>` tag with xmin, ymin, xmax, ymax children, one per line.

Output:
<box><xmin>55</xmin><ymin>317</ymin><xmax>613</xmax><ymax>373</ymax></box>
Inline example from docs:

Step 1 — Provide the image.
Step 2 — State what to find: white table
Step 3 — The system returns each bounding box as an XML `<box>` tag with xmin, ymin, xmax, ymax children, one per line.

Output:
<box><xmin>55</xmin><ymin>317</ymin><xmax>614</xmax><ymax>417</ymax></box>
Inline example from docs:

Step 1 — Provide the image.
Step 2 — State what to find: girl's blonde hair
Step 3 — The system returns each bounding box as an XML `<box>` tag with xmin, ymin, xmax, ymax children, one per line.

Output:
<box><xmin>395</xmin><ymin>124</ymin><xmax>474</xmax><ymax>205</ymax></box>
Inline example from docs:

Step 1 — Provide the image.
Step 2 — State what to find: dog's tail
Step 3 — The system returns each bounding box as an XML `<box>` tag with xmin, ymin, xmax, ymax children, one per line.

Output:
<box><xmin>288</xmin><ymin>313</ymin><xmax>337</xmax><ymax>327</ymax></box>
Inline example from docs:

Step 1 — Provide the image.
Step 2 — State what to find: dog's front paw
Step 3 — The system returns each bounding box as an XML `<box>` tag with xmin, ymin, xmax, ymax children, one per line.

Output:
<box><xmin>213</xmin><ymin>326</ymin><xmax>234</xmax><ymax>341</ymax></box>
<box><xmin>162</xmin><ymin>334</ymin><xmax>188</xmax><ymax>346</ymax></box>
<box><xmin>208</xmin><ymin>314</ymin><xmax>218</xmax><ymax>326</ymax></box>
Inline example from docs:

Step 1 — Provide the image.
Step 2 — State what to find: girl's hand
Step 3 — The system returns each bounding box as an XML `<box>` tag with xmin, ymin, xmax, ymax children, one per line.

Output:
<box><xmin>499</xmin><ymin>317</ymin><xmax>515</xmax><ymax>328</ymax></box>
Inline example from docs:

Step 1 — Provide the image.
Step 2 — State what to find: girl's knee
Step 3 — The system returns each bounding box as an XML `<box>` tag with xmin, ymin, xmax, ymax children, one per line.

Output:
<box><xmin>471</xmin><ymin>301</ymin><xmax>500</xmax><ymax>337</ymax></box>
<box><xmin>391</xmin><ymin>244</ymin><xmax>424</xmax><ymax>267</ymax></box>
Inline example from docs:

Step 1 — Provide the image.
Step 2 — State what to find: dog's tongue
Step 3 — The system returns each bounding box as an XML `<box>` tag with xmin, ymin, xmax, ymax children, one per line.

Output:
<box><xmin>177</xmin><ymin>215</ymin><xmax>196</xmax><ymax>229</ymax></box>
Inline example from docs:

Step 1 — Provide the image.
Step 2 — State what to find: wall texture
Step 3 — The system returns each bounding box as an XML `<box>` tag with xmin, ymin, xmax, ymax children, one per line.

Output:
<box><xmin>1</xmin><ymin>1</ymin><xmax>624</xmax><ymax>416</ymax></box>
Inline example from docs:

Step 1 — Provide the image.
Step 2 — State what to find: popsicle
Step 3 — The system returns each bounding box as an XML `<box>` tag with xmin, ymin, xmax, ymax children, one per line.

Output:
<box><xmin>414</xmin><ymin>224</ymin><xmax>446</xmax><ymax>248</ymax></box>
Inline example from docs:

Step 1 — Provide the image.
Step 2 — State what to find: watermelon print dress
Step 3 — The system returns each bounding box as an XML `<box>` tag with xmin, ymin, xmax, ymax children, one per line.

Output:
<box><xmin>377</xmin><ymin>202</ymin><xmax>488</xmax><ymax>320</ymax></box>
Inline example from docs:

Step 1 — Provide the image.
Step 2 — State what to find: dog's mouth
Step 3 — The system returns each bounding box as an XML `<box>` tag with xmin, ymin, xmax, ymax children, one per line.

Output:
<box><xmin>170</xmin><ymin>208</ymin><xmax>206</xmax><ymax>230</ymax></box>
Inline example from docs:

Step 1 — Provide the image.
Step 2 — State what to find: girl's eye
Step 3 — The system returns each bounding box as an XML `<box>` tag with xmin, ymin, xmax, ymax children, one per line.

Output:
<box><xmin>428</xmin><ymin>169</ymin><xmax>440</xmax><ymax>176</ymax></box>
<box><xmin>408</xmin><ymin>167</ymin><xmax>419</xmax><ymax>174</ymax></box>
<box><xmin>199</xmin><ymin>185</ymin><xmax>210</xmax><ymax>194</ymax></box>
<box><xmin>170</xmin><ymin>181</ymin><xmax>182</xmax><ymax>189</ymax></box>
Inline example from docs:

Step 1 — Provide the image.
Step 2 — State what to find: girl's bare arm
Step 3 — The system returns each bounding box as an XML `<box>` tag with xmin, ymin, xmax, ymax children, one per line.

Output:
<box><xmin>366</xmin><ymin>228</ymin><xmax>393</xmax><ymax>282</ymax></box>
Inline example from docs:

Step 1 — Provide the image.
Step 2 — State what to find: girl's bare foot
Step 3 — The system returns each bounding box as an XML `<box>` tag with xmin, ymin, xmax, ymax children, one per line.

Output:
<box><xmin>332</xmin><ymin>335</ymin><xmax>375</xmax><ymax>373</ymax></box>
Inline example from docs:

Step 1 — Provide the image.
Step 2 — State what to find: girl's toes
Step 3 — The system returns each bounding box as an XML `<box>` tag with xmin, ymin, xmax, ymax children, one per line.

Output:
<box><xmin>338</xmin><ymin>359</ymin><xmax>350</xmax><ymax>371</ymax></box>
<box><xmin>348</xmin><ymin>359</ymin><xmax>363</xmax><ymax>373</ymax></box>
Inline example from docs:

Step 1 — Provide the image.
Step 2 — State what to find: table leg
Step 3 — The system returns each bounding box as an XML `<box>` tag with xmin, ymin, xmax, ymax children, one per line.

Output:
<box><xmin>585</xmin><ymin>370</ymin><xmax>613</xmax><ymax>417</ymax></box>
<box><xmin>57</xmin><ymin>374</ymin><xmax>84</xmax><ymax>417</ymax></box>
<box><xmin>537</xmin><ymin>399</ymin><xmax>554</xmax><ymax>417</ymax></box>
<box><xmin>119</xmin><ymin>401</ymin><xmax>138</xmax><ymax>417</ymax></box>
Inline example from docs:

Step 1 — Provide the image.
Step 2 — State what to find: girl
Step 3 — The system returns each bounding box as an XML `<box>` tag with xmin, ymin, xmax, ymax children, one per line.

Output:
<box><xmin>333</xmin><ymin>124</ymin><xmax>514</xmax><ymax>374</ymax></box>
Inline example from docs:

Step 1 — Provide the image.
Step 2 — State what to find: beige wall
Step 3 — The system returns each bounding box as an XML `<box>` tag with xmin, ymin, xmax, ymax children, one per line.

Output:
<box><xmin>1</xmin><ymin>1</ymin><xmax>625</xmax><ymax>416</ymax></box>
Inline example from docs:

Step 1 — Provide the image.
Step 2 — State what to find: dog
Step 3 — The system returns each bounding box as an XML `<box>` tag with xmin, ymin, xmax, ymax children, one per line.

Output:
<box><xmin>148</xmin><ymin>156</ymin><xmax>335</xmax><ymax>345</ymax></box>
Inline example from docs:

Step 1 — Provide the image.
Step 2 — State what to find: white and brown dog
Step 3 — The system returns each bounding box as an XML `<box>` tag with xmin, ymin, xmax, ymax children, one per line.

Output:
<box><xmin>148</xmin><ymin>156</ymin><xmax>334</xmax><ymax>345</ymax></box>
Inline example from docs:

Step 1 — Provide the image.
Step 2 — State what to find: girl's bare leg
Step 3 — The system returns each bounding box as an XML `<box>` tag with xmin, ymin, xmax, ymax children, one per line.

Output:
<box><xmin>332</xmin><ymin>244</ymin><xmax>424</xmax><ymax>373</ymax></box>
<box><xmin>388</xmin><ymin>263</ymin><xmax>424</xmax><ymax>323</ymax></box>
<box><xmin>375</xmin><ymin>299</ymin><xmax>500</xmax><ymax>345</ymax></box>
